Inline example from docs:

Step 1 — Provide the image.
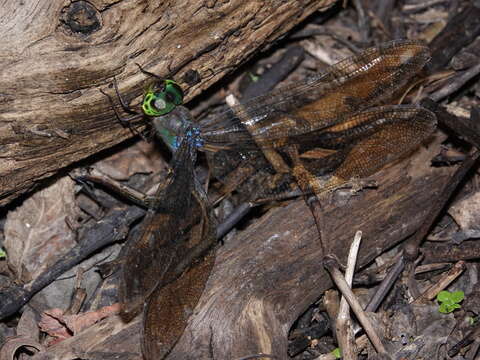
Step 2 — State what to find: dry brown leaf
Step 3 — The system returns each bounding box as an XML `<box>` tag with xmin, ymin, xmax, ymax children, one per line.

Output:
<box><xmin>94</xmin><ymin>141</ymin><xmax>166</xmax><ymax>180</ymax></box>
<box><xmin>62</xmin><ymin>303</ymin><xmax>121</xmax><ymax>335</ymax></box>
<box><xmin>45</xmin><ymin>314</ymin><xmax>142</xmax><ymax>360</ymax></box>
<box><xmin>39</xmin><ymin>304</ymin><xmax>121</xmax><ymax>346</ymax></box>
<box><xmin>0</xmin><ymin>335</ymin><xmax>44</xmax><ymax>360</ymax></box>
<box><xmin>4</xmin><ymin>177</ymin><xmax>79</xmax><ymax>282</ymax></box>
<box><xmin>449</xmin><ymin>191</ymin><xmax>480</xmax><ymax>230</ymax></box>
<box><xmin>16</xmin><ymin>307</ymin><xmax>40</xmax><ymax>341</ymax></box>
<box><xmin>39</xmin><ymin>308</ymin><xmax>73</xmax><ymax>346</ymax></box>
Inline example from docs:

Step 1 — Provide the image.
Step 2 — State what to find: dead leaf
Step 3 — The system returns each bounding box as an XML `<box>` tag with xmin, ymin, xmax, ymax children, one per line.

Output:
<box><xmin>4</xmin><ymin>177</ymin><xmax>79</xmax><ymax>282</ymax></box>
<box><xmin>0</xmin><ymin>336</ymin><xmax>44</xmax><ymax>360</ymax></box>
<box><xmin>39</xmin><ymin>304</ymin><xmax>121</xmax><ymax>345</ymax></box>
<box><xmin>449</xmin><ymin>191</ymin><xmax>480</xmax><ymax>230</ymax></box>
<box><xmin>94</xmin><ymin>141</ymin><xmax>166</xmax><ymax>180</ymax></box>
<box><xmin>39</xmin><ymin>308</ymin><xmax>72</xmax><ymax>345</ymax></box>
<box><xmin>17</xmin><ymin>307</ymin><xmax>40</xmax><ymax>341</ymax></box>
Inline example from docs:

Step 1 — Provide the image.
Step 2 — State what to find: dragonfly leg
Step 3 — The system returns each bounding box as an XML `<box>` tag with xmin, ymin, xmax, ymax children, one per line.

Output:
<box><xmin>100</xmin><ymin>79</ymin><xmax>150</xmax><ymax>141</ymax></box>
<box><xmin>111</xmin><ymin>77</ymin><xmax>140</xmax><ymax>115</ymax></box>
<box><xmin>303</xmin><ymin>191</ymin><xmax>327</xmax><ymax>255</ymax></box>
<box><xmin>283</xmin><ymin>144</ymin><xmax>329</xmax><ymax>254</ymax></box>
<box><xmin>135</xmin><ymin>63</ymin><xmax>164</xmax><ymax>81</ymax></box>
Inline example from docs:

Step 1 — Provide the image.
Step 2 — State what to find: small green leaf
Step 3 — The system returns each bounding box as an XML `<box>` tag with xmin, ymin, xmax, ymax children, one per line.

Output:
<box><xmin>450</xmin><ymin>291</ymin><xmax>464</xmax><ymax>303</ymax></box>
<box><xmin>0</xmin><ymin>248</ymin><xmax>6</xmax><ymax>259</ymax></box>
<box><xmin>451</xmin><ymin>303</ymin><xmax>461</xmax><ymax>310</ymax></box>
<box><xmin>443</xmin><ymin>298</ymin><xmax>455</xmax><ymax>305</ymax></box>
<box><xmin>439</xmin><ymin>303</ymin><xmax>449</xmax><ymax>313</ymax></box>
<box><xmin>332</xmin><ymin>347</ymin><xmax>341</xmax><ymax>359</ymax></box>
<box><xmin>437</xmin><ymin>291</ymin><xmax>451</xmax><ymax>303</ymax></box>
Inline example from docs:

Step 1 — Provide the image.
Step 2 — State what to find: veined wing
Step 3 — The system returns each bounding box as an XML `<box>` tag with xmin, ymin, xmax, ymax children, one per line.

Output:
<box><xmin>207</xmin><ymin>105</ymin><xmax>436</xmax><ymax>204</ymax></box>
<box><xmin>117</xmin><ymin>130</ymin><xmax>209</xmax><ymax>319</ymax></box>
<box><xmin>200</xmin><ymin>40</ymin><xmax>430</xmax><ymax>149</ymax></box>
<box><xmin>142</xmin><ymin>163</ymin><xmax>216</xmax><ymax>359</ymax></box>
<box><xmin>290</xmin><ymin>105</ymin><xmax>437</xmax><ymax>197</ymax></box>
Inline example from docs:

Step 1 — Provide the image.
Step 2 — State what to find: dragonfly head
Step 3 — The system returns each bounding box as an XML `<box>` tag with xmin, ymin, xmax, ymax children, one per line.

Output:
<box><xmin>142</xmin><ymin>80</ymin><xmax>184</xmax><ymax>116</ymax></box>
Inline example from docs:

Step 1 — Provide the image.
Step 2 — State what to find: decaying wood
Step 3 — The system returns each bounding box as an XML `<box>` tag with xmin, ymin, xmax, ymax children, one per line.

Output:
<box><xmin>0</xmin><ymin>0</ymin><xmax>333</xmax><ymax>206</ymax></box>
<box><xmin>168</xmin><ymin>134</ymin><xmax>458</xmax><ymax>360</ymax></box>
<box><xmin>184</xmin><ymin>141</ymin><xmax>456</xmax><ymax>359</ymax></box>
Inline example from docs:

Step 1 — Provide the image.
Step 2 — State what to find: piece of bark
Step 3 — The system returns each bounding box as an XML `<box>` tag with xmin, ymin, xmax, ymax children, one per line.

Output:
<box><xmin>35</xmin><ymin>315</ymin><xmax>143</xmax><ymax>360</ymax></box>
<box><xmin>164</xmin><ymin>133</ymin><xmax>459</xmax><ymax>359</ymax></box>
<box><xmin>0</xmin><ymin>0</ymin><xmax>333</xmax><ymax>206</ymax></box>
<box><xmin>428</xmin><ymin>2</ymin><xmax>480</xmax><ymax>72</ymax></box>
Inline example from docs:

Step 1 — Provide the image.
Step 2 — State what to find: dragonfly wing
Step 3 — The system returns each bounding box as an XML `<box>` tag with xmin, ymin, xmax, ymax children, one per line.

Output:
<box><xmin>118</xmin><ymin>134</ymin><xmax>199</xmax><ymax>319</ymax></box>
<box><xmin>292</xmin><ymin>105</ymin><xmax>437</xmax><ymax>196</ymax></box>
<box><xmin>142</xmin><ymin>161</ymin><xmax>216</xmax><ymax>360</ymax></box>
<box><xmin>201</xmin><ymin>40</ymin><xmax>430</xmax><ymax>149</ymax></box>
<box><xmin>142</xmin><ymin>252</ymin><xmax>215</xmax><ymax>360</ymax></box>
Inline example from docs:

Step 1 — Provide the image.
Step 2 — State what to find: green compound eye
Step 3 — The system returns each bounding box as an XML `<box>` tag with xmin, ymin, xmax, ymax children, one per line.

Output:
<box><xmin>142</xmin><ymin>80</ymin><xmax>184</xmax><ymax>116</ymax></box>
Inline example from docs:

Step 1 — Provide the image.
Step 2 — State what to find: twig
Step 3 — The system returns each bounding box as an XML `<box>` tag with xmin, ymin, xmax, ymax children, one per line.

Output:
<box><xmin>403</xmin><ymin>150</ymin><xmax>479</xmax><ymax>266</ymax></box>
<box><xmin>323</xmin><ymin>255</ymin><xmax>387</xmax><ymax>356</ymax></box>
<box><xmin>235</xmin><ymin>354</ymin><xmax>278</xmax><ymax>360</ymax></box>
<box><xmin>402</xmin><ymin>0</ymin><xmax>448</xmax><ymax>13</ymax></box>
<box><xmin>421</xmin><ymin>99</ymin><xmax>480</xmax><ymax>150</ymax></box>
<box><xmin>405</xmin><ymin>254</ymin><xmax>424</xmax><ymax>300</ymax></box>
<box><xmin>364</xmin><ymin>255</ymin><xmax>405</xmax><ymax>313</ymax></box>
<box><xmin>423</xmin><ymin>241</ymin><xmax>480</xmax><ymax>263</ymax></box>
<box><xmin>323</xmin><ymin>289</ymin><xmax>339</xmax><ymax>340</ymax></box>
<box><xmin>447</xmin><ymin>321</ymin><xmax>480</xmax><ymax>357</ymax></box>
<box><xmin>290</xmin><ymin>25</ymin><xmax>361</xmax><ymax>54</ymax></box>
<box><xmin>336</xmin><ymin>231</ymin><xmax>362</xmax><ymax>359</ymax></box>
<box><xmin>0</xmin><ymin>205</ymin><xmax>144</xmax><ymax>320</ymax></box>
<box><xmin>430</xmin><ymin>63</ymin><xmax>480</xmax><ymax>102</ymax></box>
<box><xmin>314</xmin><ymin>334</ymin><xmax>369</xmax><ymax>360</ymax></box>
<box><xmin>352</xmin><ymin>0</ymin><xmax>369</xmax><ymax>43</ymax></box>
<box><xmin>412</xmin><ymin>260</ymin><xmax>466</xmax><ymax>304</ymax></box>
<box><xmin>353</xmin><ymin>259</ymin><xmax>450</xmax><ymax>286</ymax></box>
<box><xmin>465</xmin><ymin>339</ymin><xmax>480</xmax><ymax>359</ymax></box>
<box><xmin>216</xmin><ymin>202</ymin><xmax>253</xmax><ymax>239</ymax></box>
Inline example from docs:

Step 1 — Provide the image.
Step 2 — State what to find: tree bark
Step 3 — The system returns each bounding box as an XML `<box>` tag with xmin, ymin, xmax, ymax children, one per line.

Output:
<box><xmin>0</xmin><ymin>0</ymin><xmax>333</xmax><ymax>206</ymax></box>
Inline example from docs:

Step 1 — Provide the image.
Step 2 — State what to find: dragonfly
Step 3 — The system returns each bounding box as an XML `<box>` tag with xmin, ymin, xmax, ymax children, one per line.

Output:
<box><xmin>97</xmin><ymin>39</ymin><xmax>437</xmax><ymax>359</ymax></box>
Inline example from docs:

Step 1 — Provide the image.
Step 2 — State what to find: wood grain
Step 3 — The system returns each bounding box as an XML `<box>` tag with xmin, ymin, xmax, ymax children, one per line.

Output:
<box><xmin>0</xmin><ymin>0</ymin><xmax>333</xmax><ymax>205</ymax></box>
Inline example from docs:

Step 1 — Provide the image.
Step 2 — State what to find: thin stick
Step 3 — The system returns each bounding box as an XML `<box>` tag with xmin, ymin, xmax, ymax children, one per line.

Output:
<box><xmin>364</xmin><ymin>255</ymin><xmax>404</xmax><ymax>312</ymax></box>
<box><xmin>336</xmin><ymin>231</ymin><xmax>362</xmax><ymax>359</ymax></box>
<box><xmin>324</xmin><ymin>255</ymin><xmax>387</xmax><ymax>355</ymax></box>
<box><xmin>430</xmin><ymin>63</ymin><xmax>480</xmax><ymax>102</ymax></box>
<box><xmin>412</xmin><ymin>260</ymin><xmax>466</xmax><ymax>304</ymax></box>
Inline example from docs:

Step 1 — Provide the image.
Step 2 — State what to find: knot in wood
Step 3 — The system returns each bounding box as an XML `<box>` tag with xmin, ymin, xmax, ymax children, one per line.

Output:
<box><xmin>61</xmin><ymin>1</ymin><xmax>101</xmax><ymax>36</ymax></box>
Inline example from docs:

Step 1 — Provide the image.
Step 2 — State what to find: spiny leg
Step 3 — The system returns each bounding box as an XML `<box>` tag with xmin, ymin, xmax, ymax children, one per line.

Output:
<box><xmin>100</xmin><ymin>80</ymin><xmax>149</xmax><ymax>141</ymax></box>
<box><xmin>112</xmin><ymin>76</ymin><xmax>140</xmax><ymax>115</ymax></box>
<box><xmin>284</xmin><ymin>144</ymin><xmax>328</xmax><ymax>255</ymax></box>
<box><xmin>135</xmin><ymin>63</ymin><xmax>165</xmax><ymax>81</ymax></box>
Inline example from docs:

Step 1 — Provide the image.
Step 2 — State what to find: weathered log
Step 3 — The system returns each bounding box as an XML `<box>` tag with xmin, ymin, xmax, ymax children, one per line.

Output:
<box><xmin>0</xmin><ymin>0</ymin><xmax>333</xmax><ymax>205</ymax></box>
<box><xmin>167</xmin><ymin>133</ymin><xmax>457</xmax><ymax>359</ymax></box>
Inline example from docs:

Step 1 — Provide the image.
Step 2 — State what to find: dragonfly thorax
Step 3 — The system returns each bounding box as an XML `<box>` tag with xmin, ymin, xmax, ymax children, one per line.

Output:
<box><xmin>152</xmin><ymin>106</ymin><xmax>205</xmax><ymax>151</ymax></box>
